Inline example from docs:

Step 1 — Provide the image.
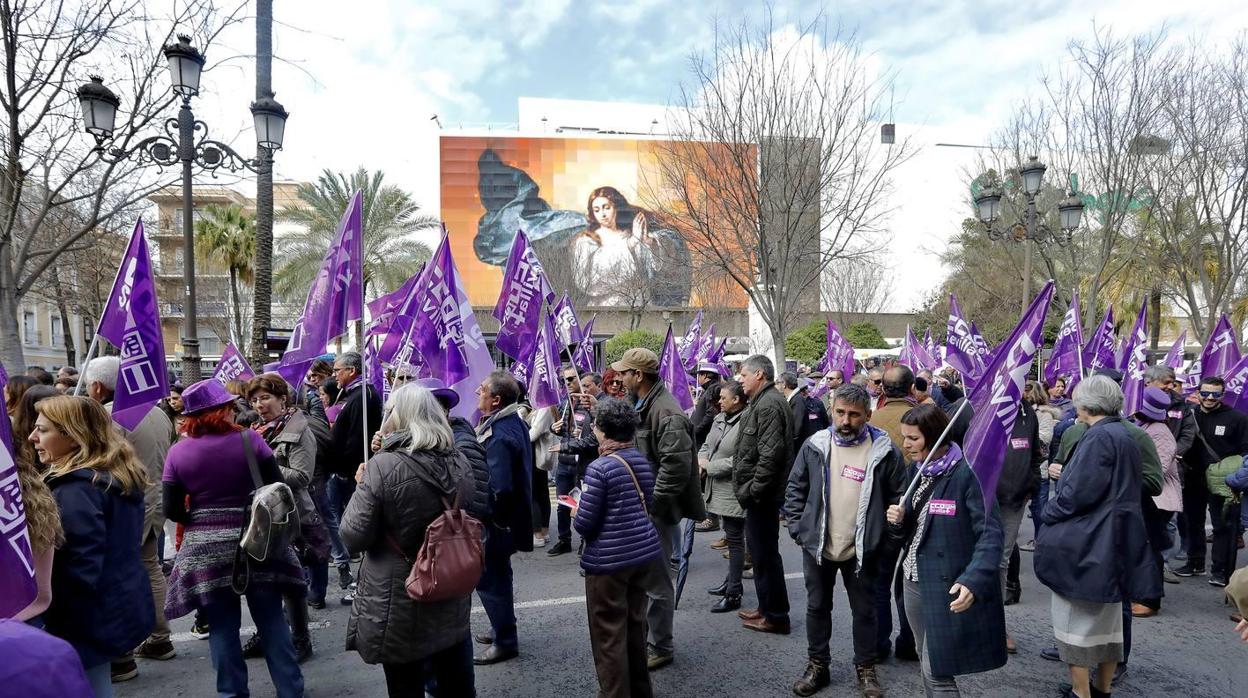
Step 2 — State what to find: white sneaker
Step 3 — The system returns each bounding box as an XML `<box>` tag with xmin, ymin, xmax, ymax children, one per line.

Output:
<box><xmin>533</xmin><ymin>535</ymin><xmax>546</xmax><ymax>548</ymax></box>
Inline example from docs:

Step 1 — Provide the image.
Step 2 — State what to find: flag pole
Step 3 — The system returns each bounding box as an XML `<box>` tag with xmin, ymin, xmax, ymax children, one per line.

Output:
<box><xmin>73</xmin><ymin>334</ymin><xmax>101</xmax><ymax>396</ymax></box>
<box><xmin>900</xmin><ymin>397</ymin><xmax>971</xmax><ymax>503</ymax></box>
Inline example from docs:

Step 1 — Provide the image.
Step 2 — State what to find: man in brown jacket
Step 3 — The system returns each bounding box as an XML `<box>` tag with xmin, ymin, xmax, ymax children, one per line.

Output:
<box><xmin>613</xmin><ymin>348</ymin><xmax>704</xmax><ymax>670</ymax></box>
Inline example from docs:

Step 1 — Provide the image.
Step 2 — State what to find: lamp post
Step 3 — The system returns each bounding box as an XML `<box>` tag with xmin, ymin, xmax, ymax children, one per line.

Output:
<box><xmin>77</xmin><ymin>35</ymin><xmax>288</xmax><ymax>383</ymax></box>
<box><xmin>973</xmin><ymin>155</ymin><xmax>1085</xmax><ymax>311</ymax></box>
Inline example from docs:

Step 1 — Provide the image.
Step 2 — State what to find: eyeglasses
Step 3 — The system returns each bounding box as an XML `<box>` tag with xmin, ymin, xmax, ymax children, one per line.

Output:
<box><xmin>608</xmin><ymin>380</ymin><xmax>623</xmax><ymax>387</ymax></box>
<box><xmin>1199</xmin><ymin>390</ymin><xmax>1224</xmax><ymax>398</ymax></box>
<box><xmin>871</xmin><ymin>379</ymin><xmax>883</xmax><ymax>385</ymax></box>
<box><xmin>563</xmin><ymin>376</ymin><xmax>578</xmax><ymax>384</ymax></box>
<box><xmin>394</xmin><ymin>375</ymin><xmax>413</xmax><ymax>383</ymax></box>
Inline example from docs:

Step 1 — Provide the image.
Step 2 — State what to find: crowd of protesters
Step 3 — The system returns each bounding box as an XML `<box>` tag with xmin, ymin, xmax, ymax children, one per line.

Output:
<box><xmin>4</xmin><ymin>346</ymin><xmax>1248</xmax><ymax>698</ymax></box>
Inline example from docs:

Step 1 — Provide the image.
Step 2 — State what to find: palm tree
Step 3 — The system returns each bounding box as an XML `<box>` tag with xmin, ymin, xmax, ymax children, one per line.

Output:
<box><xmin>275</xmin><ymin>168</ymin><xmax>437</xmax><ymax>342</ymax></box>
<box><xmin>194</xmin><ymin>204</ymin><xmax>256</xmax><ymax>347</ymax></box>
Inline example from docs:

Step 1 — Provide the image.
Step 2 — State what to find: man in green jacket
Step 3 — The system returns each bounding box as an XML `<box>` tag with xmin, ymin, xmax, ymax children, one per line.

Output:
<box><xmin>734</xmin><ymin>354</ymin><xmax>795</xmax><ymax>635</ymax></box>
<box><xmin>613</xmin><ymin>348</ymin><xmax>704</xmax><ymax>670</ymax></box>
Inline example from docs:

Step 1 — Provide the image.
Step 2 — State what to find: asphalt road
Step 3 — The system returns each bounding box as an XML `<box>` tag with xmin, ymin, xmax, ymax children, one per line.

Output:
<box><xmin>118</xmin><ymin>515</ymin><xmax>1246</xmax><ymax>697</ymax></box>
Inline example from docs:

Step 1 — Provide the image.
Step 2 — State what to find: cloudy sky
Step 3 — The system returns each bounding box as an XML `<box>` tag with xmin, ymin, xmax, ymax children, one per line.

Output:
<box><xmin>181</xmin><ymin>0</ymin><xmax>1248</xmax><ymax>308</ymax></box>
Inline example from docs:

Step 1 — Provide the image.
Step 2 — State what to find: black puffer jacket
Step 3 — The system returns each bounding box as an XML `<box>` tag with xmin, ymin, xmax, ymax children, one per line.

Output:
<box><xmin>341</xmin><ymin>442</ymin><xmax>487</xmax><ymax>664</ymax></box>
<box><xmin>449</xmin><ymin>416</ymin><xmax>493</xmax><ymax>520</ymax></box>
<box><xmin>996</xmin><ymin>400</ymin><xmax>1044</xmax><ymax>508</ymax></box>
<box><xmin>733</xmin><ymin>383</ymin><xmax>794</xmax><ymax>508</ymax></box>
<box><xmin>691</xmin><ymin>377</ymin><xmax>722</xmax><ymax>449</ymax></box>
<box><xmin>635</xmin><ymin>383</ymin><xmax>705</xmax><ymax>525</ymax></box>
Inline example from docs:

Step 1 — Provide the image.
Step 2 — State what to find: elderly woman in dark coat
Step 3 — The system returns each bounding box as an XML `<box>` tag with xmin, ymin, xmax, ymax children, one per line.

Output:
<box><xmin>1035</xmin><ymin>375</ymin><xmax>1158</xmax><ymax>698</ymax></box>
<box><xmin>698</xmin><ymin>380</ymin><xmax>748</xmax><ymax>612</ymax></box>
<box><xmin>340</xmin><ymin>383</ymin><xmax>490</xmax><ymax>697</ymax></box>
<box><xmin>886</xmin><ymin>403</ymin><xmax>1006</xmax><ymax>697</ymax></box>
<box><xmin>574</xmin><ymin>397</ymin><xmax>662</xmax><ymax>698</ymax></box>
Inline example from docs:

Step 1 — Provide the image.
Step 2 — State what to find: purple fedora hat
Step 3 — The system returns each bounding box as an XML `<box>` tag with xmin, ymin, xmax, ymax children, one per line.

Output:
<box><xmin>180</xmin><ymin>379</ymin><xmax>238</xmax><ymax>415</ymax></box>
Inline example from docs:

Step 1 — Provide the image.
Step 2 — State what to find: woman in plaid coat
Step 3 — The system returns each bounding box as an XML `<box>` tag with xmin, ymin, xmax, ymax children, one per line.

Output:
<box><xmin>887</xmin><ymin>404</ymin><xmax>1007</xmax><ymax>695</ymax></box>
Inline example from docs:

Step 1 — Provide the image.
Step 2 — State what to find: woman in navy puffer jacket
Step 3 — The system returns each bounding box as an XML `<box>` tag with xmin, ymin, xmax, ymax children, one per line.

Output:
<box><xmin>574</xmin><ymin>397</ymin><xmax>661</xmax><ymax>698</ymax></box>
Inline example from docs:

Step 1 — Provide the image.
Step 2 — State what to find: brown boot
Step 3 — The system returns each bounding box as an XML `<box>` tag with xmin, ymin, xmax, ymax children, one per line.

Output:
<box><xmin>792</xmin><ymin>660</ymin><xmax>830</xmax><ymax>696</ymax></box>
<box><xmin>856</xmin><ymin>664</ymin><xmax>883</xmax><ymax>698</ymax></box>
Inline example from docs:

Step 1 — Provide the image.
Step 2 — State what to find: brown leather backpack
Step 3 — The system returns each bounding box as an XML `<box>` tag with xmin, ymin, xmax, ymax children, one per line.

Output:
<box><xmin>388</xmin><ymin>475</ymin><xmax>484</xmax><ymax>602</ymax></box>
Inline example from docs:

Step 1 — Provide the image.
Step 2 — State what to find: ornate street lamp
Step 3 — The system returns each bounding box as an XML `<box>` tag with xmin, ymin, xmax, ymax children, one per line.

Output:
<box><xmin>77</xmin><ymin>34</ymin><xmax>288</xmax><ymax>383</ymax></box>
<box><xmin>973</xmin><ymin>156</ymin><xmax>1085</xmax><ymax>310</ymax></box>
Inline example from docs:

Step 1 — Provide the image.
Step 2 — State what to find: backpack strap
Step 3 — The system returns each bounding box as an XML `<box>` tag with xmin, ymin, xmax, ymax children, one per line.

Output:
<box><xmin>607</xmin><ymin>453</ymin><xmax>648</xmax><ymax>517</ymax></box>
<box><xmin>242</xmin><ymin>431</ymin><xmax>263</xmax><ymax>491</ymax></box>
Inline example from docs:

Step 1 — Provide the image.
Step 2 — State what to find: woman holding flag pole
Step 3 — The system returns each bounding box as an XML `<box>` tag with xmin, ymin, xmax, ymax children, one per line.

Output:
<box><xmin>886</xmin><ymin>402</ymin><xmax>1007</xmax><ymax>696</ymax></box>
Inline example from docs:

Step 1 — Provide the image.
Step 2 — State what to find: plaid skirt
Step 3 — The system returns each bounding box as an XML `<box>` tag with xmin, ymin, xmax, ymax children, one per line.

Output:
<box><xmin>165</xmin><ymin>507</ymin><xmax>307</xmax><ymax>620</ymax></box>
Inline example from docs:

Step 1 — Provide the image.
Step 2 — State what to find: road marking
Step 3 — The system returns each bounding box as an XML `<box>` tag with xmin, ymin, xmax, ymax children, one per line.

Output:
<box><xmin>474</xmin><ymin>595</ymin><xmax>587</xmax><ymax>613</ymax></box>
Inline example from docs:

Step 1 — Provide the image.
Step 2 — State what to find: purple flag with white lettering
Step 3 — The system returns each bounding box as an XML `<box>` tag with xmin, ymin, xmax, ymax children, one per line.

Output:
<box><xmin>0</xmin><ymin>362</ymin><xmax>12</xmax><ymax>457</ymax></box>
<box><xmin>946</xmin><ymin>294</ymin><xmax>986</xmax><ymax>388</ymax></box>
<box><xmin>279</xmin><ymin>191</ymin><xmax>364</xmax><ymax>368</ymax></box>
<box><xmin>970</xmin><ymin>321</ymin><xmax>992</xmax><ymax>364</ymax></box>
<box><xmin>1082</xmin><ymin>307</ymin><xmax>1117</xmax><ymax>373</ymax></box>
<box><xmin>212</xmin><ymin>343</ymin><xmax>255</xmax><ymax>385</ymax></box>
<box><xmin>660</xmin><ymin>325</ymin><xmax>694</xmax><ymax>411</ymax></box>
<box><xmin>678</xmin><ymin>310</ymin><xmax>703</xmax><ymax>363</ymax></box>
<box><xmin>814</xmin><ymin>320</ymin><xmax>856</xmax><ymax>398</ymax></box>
<box><xmin>0</xmin><ymin>435</ymin><xmax>36</xmax><ymax>618</ymax></box>
<box><xmin>529</xmin><ymin>312</ymin><xmax>564</xmax><ymax>410</ymax></box>
<box><xmin>572</xmin><ymin>315</ymin><xmax>596</xmax><ymax>374</ymax></box>
<box><xmin>492</xmin><ymin>231</ymin><xmax>555</xmax><ymax>360</ymax></box>
<box><xmin>551</xmin><ymin>293</ymin><xmax>583</xmax><ymax>349</ymax></box>
<box><xmin>1045</xmin><ymin>291</ymin><xmax>1085</xmax><ymax>389</ymax></box>
<box><xmin>690</xmin><ymin>323</ymin><xmax>717</xmax><ymax>366</ymax></box>
<box><xmin>403</xmin><ymin>233</ymin><xmax>470</xmax><ymax>387</ymax></box>
<box><xmin>1221</xmin><ymin>354</ymin><xmax>1248</xmax><ymax>414</ymax></box>
<box><xmin>1164</xmin><ymin>332</ymin><xmax>1187</xmax><ymax>371</ymax></box>
<box><xmin>1120</xmin><ymin>303</ymin><xmax>1150</xmax><ymax>417</ymax></box>
<box><xmin>96</xmin><ymin>220</ymin><xmax>169</xmax><ymax>431</ymax></box>
<box><xmin>965</xmin><ymin>280</ymin><xmax>1055</xmax><ymax>508</ymax></box>
<box><xmin>367</xmin><ymin>270</ymin><xmax>422</xmax><ymax>338</ymax></box>
<box><xmin>1200</xmin><ymin>314</ymin><xmax>1241</xmax><ymax>380</ymax></box>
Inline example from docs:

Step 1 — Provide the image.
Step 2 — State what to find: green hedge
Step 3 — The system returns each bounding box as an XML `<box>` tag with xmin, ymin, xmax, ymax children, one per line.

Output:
<box><xmin>603</xmin><ymin>329</ymin><xmax>665</xmax><ymax>365</ymax></box>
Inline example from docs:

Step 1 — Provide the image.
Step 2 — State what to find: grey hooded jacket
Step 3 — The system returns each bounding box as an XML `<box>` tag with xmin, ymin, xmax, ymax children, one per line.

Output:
<box><xmin>783</xmin><ymin>425</ymin><xmax>907</xmax><ymax>571</ymax></box>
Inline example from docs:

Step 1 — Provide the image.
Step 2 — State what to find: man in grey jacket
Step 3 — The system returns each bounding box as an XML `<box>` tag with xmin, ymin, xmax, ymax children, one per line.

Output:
<box><xmin>83</xmin><ymin>356</ymin><xmax>175</xmax><ymax>680</ymax></box>
<box><xmin>785</xmin><ymin>384</ymin><xmax>906</xmax><ymax>697</ymax></box>
<box><xmin>613</xmin><ymin>347</ymin><xmax>704</xmax><ymax>671</ymax></box>
<box><xmin>734</xmin><ymin>354</ymin><xmax>794</xmax><ymax>635</ymax></box>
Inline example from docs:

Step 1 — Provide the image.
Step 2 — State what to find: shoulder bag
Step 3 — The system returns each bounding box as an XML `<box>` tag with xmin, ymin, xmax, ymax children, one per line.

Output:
<box><xmin>1194</xmin><ymin>428</ymin><xmax>1241</xmax><ymax>501</ymax></box>
<box><xmin>389</xmin><ymin>465</ymin><xmax>484</xmax><ymax>602</ymax></box>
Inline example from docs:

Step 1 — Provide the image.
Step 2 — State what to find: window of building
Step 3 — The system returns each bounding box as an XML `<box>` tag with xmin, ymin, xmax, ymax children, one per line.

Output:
<box><xmin>50</xmin><ymin>313</ymin><xmax>64</xmax><ymax>347</ymax></box>
<box><xmin>22</xmin><ymin>310</ymin><xmax>38</xmax><ymax>346</ymax></box>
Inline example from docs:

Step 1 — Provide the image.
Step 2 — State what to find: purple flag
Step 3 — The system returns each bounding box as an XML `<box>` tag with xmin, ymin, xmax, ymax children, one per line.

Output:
<box><xmin>1221</xmin><ymin>354</ymin><xmax>1248</xmax><ymax>414</ymax></box>
<box><xmin>529</xmin><ymin>312</ymin><xmax>565</xmax><ymax>410</ymax></box>
<box><xmin>1163</xmin><ymin>332</ymin><xmax>1187</xmax><ymax>370</ymax></box>
<box><xmin>399</xmin><ymin>233</ymin><xmax>470</xmax><ymax>387</ymax></box>
<box><xmin>492</xmin><ymin>230</ymin><xmax>555</xmax><ymax>360</ymax></box>
<box><xmin>946</xmin><ymin>294</ymin><xmax>986</xmax><ymax>387</ymax></box>
<box><xmin>1082</xmin><ymin>307</ymin><xmax>1117</xmax><ymax>373</ymax></box>
<box><xmin>814</xmin><ymin>320</ymin><xmax>856</xmax><ymax>399</ymax></box>
<box><xmin>212</xmin><ymin>343</ymin><xmax>255</xmax><ymax>385</ymax></box>
<box><xmin>965</xmin><ymin>280</ymin><xmax>1056</xmax><ymax>509</ymax></box>
<box><xmin>0</xmin><ymin>363</ymin><xmax>12</xmax><ymax>457</ymax></box>
<box><xmin>690</xmin><ymin>323</ymin><xmax>717</xmax><ymax>366</ymax></box>
<box><xmin>572</xmin><ymin>315</ymin><xmax>597</xmax><ymax>374</ymax></box>
<box><xmin>0</xmin><ymin>436</ymin><xmax>36</xmax><ymax>618</ymax></box>
<box><xmin>1199</xmin><ymin>314</ymin><xmax>1241</xmax><ymax>379</ymax></box>
<box><xmin>264</xmin><ymin>359</ymin><xmax>314</xmax><ymax>394</ymax></box>
<box><xmin>367</xmin><ymin>270</ymin><xmax>422</xmax><ymax>338</ymax></box>
<box><xmin>447</xmin><ymin>265</ymin><xmax>498</xmax><ymax>423</ymax></box>
<box><xmin>970</xmin><ymin>321</ymin><xmax>992</xmax><ymax>364</ymax></box>
<box><xmin>551</xmin><ymin>293</ymin><xmax>583</xmax><ymax>349</ymax></box>
<box><xmin>96</xmin><ymin>220</ymin><xmax>169</xmax><ymax>431</ymax></box>
<box><xmin>899</xmin><ymin>326</ymin><xmax>937</xmax><ymax>373</ymax></box>
<box><xmin>279</xmin><ymin>191</ymin><xmax>364</xmax><ymax>367</ymax></box>
<box><xmin>1120</xmin><ymin>303</ymin><xmax>1150</xmax><ymax>417</ymax></box>
<box><xmin>512</xmin><ymin>352</ymin><xmax>535</xmax><ymax>391</ymax></box>
<box><xmin>678</xmin><ymin>310</ymin><xmax>703</xmax><ymax>363</ymax></box>
<box><xmin>1045</xmin><ymin>291</ymin><xmax>1085</xmax><ymax>389</ymax></box>
<box><xmin>660</xmin><ymin>325</ymin><xmax>694</xmax><ymax>411</ymax></box>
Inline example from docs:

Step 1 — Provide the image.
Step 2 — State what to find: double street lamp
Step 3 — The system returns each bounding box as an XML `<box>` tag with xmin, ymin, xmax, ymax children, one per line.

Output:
<box><xmin>973</xmin><ymin>156</ymin><xmax>1086</xmax><ymax>311</ymax></box>
<box><xmin>76</xmin><ymin>34</ymin><xmax>288</xmax><ymax>383</ymax></box>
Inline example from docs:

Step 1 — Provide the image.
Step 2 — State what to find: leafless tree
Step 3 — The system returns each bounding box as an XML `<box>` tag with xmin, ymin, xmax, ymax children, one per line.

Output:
<box><xmin>820</xmin><ymin>252</ymin><xmax>893</xmax><ymax>329</ymax></box>
<box><xmin>647</xmin><ymin>10</ymin><xmax>912</xmax><ymax>365</ymax></box>
<box><xmin>0</xmin><ymin>0</ymin><xmax>243</xmax><ymax>368</ymax></box>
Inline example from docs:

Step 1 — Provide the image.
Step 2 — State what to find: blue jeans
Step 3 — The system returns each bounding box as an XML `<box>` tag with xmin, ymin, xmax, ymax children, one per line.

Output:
<box><xmin>554</xmin><ymin>466</ymin><xmax>577</xmax><ymax>544</ymax></box>
<box><xmin>202</xmin><ymin>587</ymin><xmax>305</xmax><ymax>698</ymax></box>
<box><xmin>84</xmin><ymin>662</ymin><xmax>112</xmax><ymax>698</ymax></box>
<box><xmin>323</xmin><ymin>475</ymin><xmax>354</xmax><ymax>568</ymax></box>
<box><xmin>475</xmin><ymin>528</ymin><xmax>517</xmax><ymax>651</ymax></box>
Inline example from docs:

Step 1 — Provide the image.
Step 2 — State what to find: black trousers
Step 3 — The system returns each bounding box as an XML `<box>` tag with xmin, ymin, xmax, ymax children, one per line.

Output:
<box><xmin>1182</xmin><ymin>464</ymin><xmax>1210</xmax><ymax>568</ymax></box>
<box><xmin>382</xmin><ymin>637</ymin><xmax>474</xmax><ymax>697</ymax></box>
<box><xmin>721</xmin><ymin>515</ymin><xmax>747</xmax><ymax>596</ymax></box>
<box><xmin>745</xmin><ymin>505</ymin><xmax>790</xmax><ymax>622</ymax></box>
<box><xmin>1210</xmin><ymin>496</ymin><xmax>1243</xmax><ymax>579</ymax></box>
<box><xmin>532</xmin><ymin>468</ymin><xmax>551</xmax><ymax>533</ymax></box>
<box><xmin>874</xmin><ymin>540</ymin><xmax>914</xmax><ymax>654</ymax></box>
<box><xmin>802</xmin><ymin>552</ymin><xmax>877</xmax><ymax>666</ymax></box>
<box><xmin>1138</xmin><ymin>500</ymin><xmax>1173</xmax><ymax>610</ymax></box>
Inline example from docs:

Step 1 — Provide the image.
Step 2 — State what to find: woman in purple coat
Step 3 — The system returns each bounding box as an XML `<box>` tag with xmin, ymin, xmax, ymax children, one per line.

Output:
<box><xmin>574</xmin><ymin>398</ymin><xmax>662</xmax><ymax>698</ymax></box>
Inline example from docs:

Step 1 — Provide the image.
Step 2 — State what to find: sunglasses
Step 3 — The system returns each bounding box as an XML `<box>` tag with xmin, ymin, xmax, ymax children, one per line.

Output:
<box><xmin>394</xmin><ymin>375</ymin><xmax>414</xmax><ymax>383</ymax></box>
<box><xmin>608</xmin><ymin>380</ymin><xmax>623</xmax><ymax>387</ymax></box>
<box><xmin>563</xmin><ymin>376</ymin><xmax>578</xmax><ymax>383</ymax></box>
<box><xmin>871</xmin><ymin>379</ymin><xmax>883</xmax><ymax>385</ymax></box>
<box><xmin>1199</xmin><ymin>390</ymin><xmax>1224</xmax><ymax>398</ymax></box>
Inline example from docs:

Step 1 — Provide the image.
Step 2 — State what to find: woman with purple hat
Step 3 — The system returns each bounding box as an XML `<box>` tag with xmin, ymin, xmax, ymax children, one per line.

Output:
<box><xmin>161</xmin><ymin>379</ymin><xmax>306</xmax><ymax>697</ymax></box>
<box><xmin>1130</xmin><ymin>386</ymin><xmax>1181</xmax><ymax>618</ymax></box>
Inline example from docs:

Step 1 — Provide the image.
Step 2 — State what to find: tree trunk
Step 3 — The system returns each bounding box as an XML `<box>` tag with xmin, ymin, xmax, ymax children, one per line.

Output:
<box><xmin>1148</xmin><ymin>286</ymin><xmax>1162</xmax><ymax>360</ymax></box>
<box><xmin>230</xmin><ymin>267</ymin><xmax>243</xmax><ymax>348</ymax></box>
<box><xmin>769</xmin><ymin>322</ymin><xmax>787</xmax><ymax>371</ymax></box>
<box><xmin>47</xmin><ymin>263</ymin><xmax>76</xmax><ymax>365</ymax></box>
<box><xmin>250</xmin><ymin>0</ymin><xmax>274</xmax><ymax>368</ymax></box>
<box><xmin>0</xmin><ymin>276</ymin><xmax>23</xmax><ymax>368</ymax></box>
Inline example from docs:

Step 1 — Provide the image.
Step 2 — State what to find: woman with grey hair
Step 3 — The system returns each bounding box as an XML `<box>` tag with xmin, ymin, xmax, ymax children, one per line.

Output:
<box><xmin>1034</xmin><ymin>375</ymin><xmax>1158</xmax><ymax>698</ymax></box>
<box><xmin>340</xmin><ymin>384</ymin><xmax>488</xmax><ymax>697</ymax></box>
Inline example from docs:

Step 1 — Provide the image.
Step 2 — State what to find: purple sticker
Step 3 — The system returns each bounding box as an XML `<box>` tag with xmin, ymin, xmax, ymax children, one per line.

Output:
<box><xmin>1010</xmin><ymin>437</ymin><xmax>1030</xmax><ymax>450</ymax></box>
<box><xmin>929</xmin><ymin>499</ymin><xmax>957</xmax><ymax>516</ymax></box>
<box><xmin>840</xmin><ymin>464</ymin><xmax>866</xmax><ymax>482</ymax></box>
